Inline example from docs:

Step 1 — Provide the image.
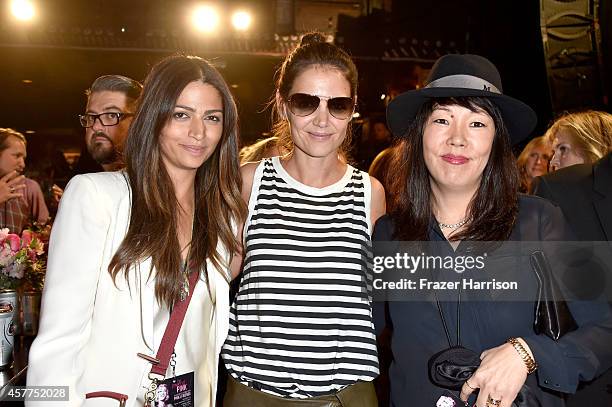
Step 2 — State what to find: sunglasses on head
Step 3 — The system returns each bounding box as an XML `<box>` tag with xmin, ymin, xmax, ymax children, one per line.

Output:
<box><xmin>287</xmin><ymin>93</ymin><xmax>355</xmax><ymax>120</ymax></box>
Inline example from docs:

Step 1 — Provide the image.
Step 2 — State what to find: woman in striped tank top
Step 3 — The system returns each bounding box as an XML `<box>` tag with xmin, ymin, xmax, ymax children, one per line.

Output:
<box><xmin>221</xmin><ymin>33</ymin><xmax>386</xmax><ymax>406</ymax></box>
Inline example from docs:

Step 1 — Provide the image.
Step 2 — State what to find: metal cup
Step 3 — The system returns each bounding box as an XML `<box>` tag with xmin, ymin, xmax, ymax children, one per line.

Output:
<box><xmin>0</xmin><ymin>290</ymin><xmax>17</xmax><ymax>369</ymax></box>
<box><xmin>21</xmin><ymin>291</ymin><xmax>42</xmax><ymax>336</ymax></box>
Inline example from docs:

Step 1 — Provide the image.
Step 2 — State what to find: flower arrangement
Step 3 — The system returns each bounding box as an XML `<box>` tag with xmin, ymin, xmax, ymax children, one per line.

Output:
<box><xmin>0</xmin><ymin>226</ymin><xmax>48</xmax><ymax>291</ymax></box>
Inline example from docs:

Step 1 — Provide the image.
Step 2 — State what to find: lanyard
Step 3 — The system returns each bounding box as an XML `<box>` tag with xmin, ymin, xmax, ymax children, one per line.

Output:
<box><xmin>433</xmin><ymin>277</ymin><xmax>462</xmax><ymax>348</ymax></box>
<box><xmin>151</xmin><ymin>269</ymin><xmax>199</xmax><ymax>376</ymax></box>
<box><xmin>141</xmin><ymin>267</ymin><xmax>200</xmax><ymax>405</ymax></box>
<box><xmin>428</xmin><ymin>232</ymin><xmax>463</xmax><ymax>348</ymax></box>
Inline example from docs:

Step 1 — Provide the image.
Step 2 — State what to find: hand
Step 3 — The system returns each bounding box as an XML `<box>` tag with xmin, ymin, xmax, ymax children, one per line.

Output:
<box><xmin>51</xmin><ymin>184</ymin><xmax>64</xmax><ymax>205</ymax></box>
<box><xmin>0</xmin><ymin>171</ymin><xmax>26</xmax><ymax>204</ymax></box>
<box><xmin>460</xmin><ymin>340</ymin><xmax>531</xmax><ymax>407</ymax></box>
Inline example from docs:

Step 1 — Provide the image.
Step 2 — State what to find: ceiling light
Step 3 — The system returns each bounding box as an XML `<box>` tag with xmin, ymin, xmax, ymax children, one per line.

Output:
<box><xmin>191</xmin><ymin>4</ymin><xmax>220</xmax><ymax>33</ymax></box>
<box><xmin>10</xmin><ymin>0</ymin><xmax>36</xmax><ymax>21</ymax></box>
<box><xmin>231</xmin><ymin>11</ymin><xmax>252</xmax><ymax>31</ymax></box>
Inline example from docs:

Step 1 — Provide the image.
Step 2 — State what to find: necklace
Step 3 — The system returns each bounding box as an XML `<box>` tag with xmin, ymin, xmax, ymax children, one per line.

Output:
<box><xmin>438</xmin><ymin>218</ymin><xmax>469</xmax><ymax>229</ymax></box>
<box><xmin>179</xmin><ymin>258</ymin><xmax>190</xmax><ymax>302</ymax></box>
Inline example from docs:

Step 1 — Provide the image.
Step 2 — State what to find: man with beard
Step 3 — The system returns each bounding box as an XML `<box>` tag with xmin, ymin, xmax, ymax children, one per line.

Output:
<box><xmin>75</xmin><ymin>75</ymin><xmax>142</xmax><ymax>173</ymax></box>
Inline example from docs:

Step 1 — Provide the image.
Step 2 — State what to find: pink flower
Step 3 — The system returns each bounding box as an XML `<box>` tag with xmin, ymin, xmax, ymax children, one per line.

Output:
<box><xmin>0</xmin><ymin>228</ymin><xmax>9</xmax><ymax>243</ymax></box>
<box><xmin>6</xmin><ymin>234</ymin><xmax>20</xmax><ymax>252</ymax></box>
<box><xmin>6</xmin><ymin>262</ymin><xmax>25</xmax><ymax>279</ymax></box>
<box><xmin>21</xmin><ymin>229</ymin><xmax>34</xmax><ymax>246</ymax></box>
<box><xmin>0</xmin><ymin>245</ymin><xmax>13</xmax><ymax>267</ymax></box>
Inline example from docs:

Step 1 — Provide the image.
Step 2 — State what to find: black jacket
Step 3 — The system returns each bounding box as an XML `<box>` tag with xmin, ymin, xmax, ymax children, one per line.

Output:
<box><xmin>533</xmin><ymin>152</ymin><xmax>612</xmax><ymax>241</ymax></box>
<box><xmin>533</xmin><ymin>153</ymin><xmax>612</xmax><ymax>406</ymax></box>
<box><xmin>373</xmin><ymin>195</ymin><xmax>612</xmax><ymax>407</ymax></box>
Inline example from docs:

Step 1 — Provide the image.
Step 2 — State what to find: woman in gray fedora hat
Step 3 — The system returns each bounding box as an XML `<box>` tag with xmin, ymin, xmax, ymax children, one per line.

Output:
<box><xmin>373</xmin><ymin>54</ymin><xmax>612</xmax><ymax>407</ymax></box>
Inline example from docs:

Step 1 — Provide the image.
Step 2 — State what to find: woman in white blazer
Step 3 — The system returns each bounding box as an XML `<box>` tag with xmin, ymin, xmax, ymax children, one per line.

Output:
<box><xmin>27</xmin><ymin>55</ymin><xmax>246</xmax><ymax>406</ymax></box>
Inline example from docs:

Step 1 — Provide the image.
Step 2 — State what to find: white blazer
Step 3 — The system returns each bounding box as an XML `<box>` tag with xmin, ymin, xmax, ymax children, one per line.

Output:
<box><xmin>27</xmin><ymin>172</ymin><xmax>231</xmax><ymax>406</ymax></box>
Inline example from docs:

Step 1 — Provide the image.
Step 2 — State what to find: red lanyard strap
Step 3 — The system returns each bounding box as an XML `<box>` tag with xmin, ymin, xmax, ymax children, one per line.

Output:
<box><xmin>148</xmin><ymin>270</ymin><xmax>200</xmax><ymax>377</ymax></box>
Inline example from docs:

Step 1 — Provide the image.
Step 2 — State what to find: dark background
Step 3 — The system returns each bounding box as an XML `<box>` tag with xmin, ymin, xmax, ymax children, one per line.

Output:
<box><xmin>0</xmin><ymin>0</ymin><xmax>609</xmax><ymax>171</ymax></box>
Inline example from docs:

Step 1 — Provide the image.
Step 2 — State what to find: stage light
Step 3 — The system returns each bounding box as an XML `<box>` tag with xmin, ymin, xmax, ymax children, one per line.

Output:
<box><xmin>191</xmin><ymin>4</ymin><xmax>220</xmax><ymax>33</ymax></box>
<box><xmin>380</xmin><ymin>94</ymin><xmax>386</xmax><ymax>100</ymax></box>
<box><xmin>10</xmin><ymin>0</ymin><xmax>36</xmax><ymax>21</ymax></box>
<box><xmin>231</xmin><ymin>10</ymin><xmax>252</xmax><ymax>31</ymax></box>
<box><xmin>352</xmin><ymin>112</ymin><xmax>361</xmax><ymax>119</ymax></box>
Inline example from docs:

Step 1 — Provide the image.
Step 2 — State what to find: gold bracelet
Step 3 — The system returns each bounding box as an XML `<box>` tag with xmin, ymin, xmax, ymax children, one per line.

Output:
<box><xmin>507</xmin><ymin>337</ymin><xmax>538</xmax><ymax>374</ymax></box>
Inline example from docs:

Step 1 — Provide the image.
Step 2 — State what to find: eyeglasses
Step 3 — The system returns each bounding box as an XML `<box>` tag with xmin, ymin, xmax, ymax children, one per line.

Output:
<box><xmin>78</xmin><ymin>112</ymin><xmax>134</xmax><ymax>128</ymax></box>
<box><xmin>287</xmin><ymin>93</ymin><xmax>354</xmax><ymax>120</ymax></box>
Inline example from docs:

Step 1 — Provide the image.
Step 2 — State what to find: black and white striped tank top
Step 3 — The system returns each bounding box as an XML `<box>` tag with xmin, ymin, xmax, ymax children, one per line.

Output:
<box><xmin>221</xmin><ymin>157</ymin><xmax>379</xmax><ymax>398</ymax></box>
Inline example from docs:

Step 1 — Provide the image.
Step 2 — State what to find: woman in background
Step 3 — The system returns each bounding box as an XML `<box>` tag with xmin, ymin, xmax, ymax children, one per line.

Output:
<box><xmin>546</xmin><ymin>110</ymin><xmax>612</xmax><ymax>170</ymax></box>
<box><xmin>239</xmin><ymin>135</ymin><xmax>281</xmax><ymax>164</ymax></box>
<box><xmin>516</xmin><ymin>136</ymin><xmax>551</xmax><ymax>193</ymax></box>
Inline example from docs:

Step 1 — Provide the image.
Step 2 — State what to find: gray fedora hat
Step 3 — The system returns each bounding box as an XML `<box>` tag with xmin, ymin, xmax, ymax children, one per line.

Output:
<box><xmin>386</xmin><ymin>54</ymin><xmax>537</xmax><ymax>144</ymax></box>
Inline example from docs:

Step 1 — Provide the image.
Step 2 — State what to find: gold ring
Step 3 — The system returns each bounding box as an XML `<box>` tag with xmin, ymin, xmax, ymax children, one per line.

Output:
<box><xmin>487</xmin><ymin>395</ymin><xmax>502</xmax><ymax>406</ymax></box>
<box><xmin>465</xmin><ymin>379</ymin><xmax>476</xmax><ymax>390</ymax></box>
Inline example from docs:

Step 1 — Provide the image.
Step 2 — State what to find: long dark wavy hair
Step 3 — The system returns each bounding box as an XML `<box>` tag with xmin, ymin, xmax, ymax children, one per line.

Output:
<box><xmin>390</xmin><ymin>97</ymin><xmax>519</xmax><ymax>241</ymax></box>
<box><xmin>271</xmin><ymin>32</ymin><xmax>358</xmax><ymax>157</ymax></box>
<box><xmin>109</xmin><ymin>55</ymin><xmax>246</xmax><ymax>306</ymax></box>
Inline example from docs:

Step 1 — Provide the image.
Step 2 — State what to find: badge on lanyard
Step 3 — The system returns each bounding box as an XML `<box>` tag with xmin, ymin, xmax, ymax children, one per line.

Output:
<box><xmin>154</xmin><ymin>371</ymin><xmax>195</xmax><ymax>407</ymax></box>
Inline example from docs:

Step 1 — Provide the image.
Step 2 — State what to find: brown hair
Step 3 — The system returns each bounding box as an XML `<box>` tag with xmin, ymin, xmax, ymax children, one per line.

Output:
<box><xmin>545</xmin><ymin>110</ymin><xmax>612</xmax><ymax>163</ymax></box>
<box><xmin>390</xmin><ymin>97</ymin><xmax>519</xmax><ymax>241</ymax></box>
<box><xmin>0</xmin><ymin>128</ymin><xmax>27</xmax><ymax>151</ymax></box>
<box><xmin>271</xmin><ymin>32</ymin><xmax>358</xmax><ymax>157</ymax></box>
<box><xmin>516</xmin><ymin>136</ymin><xmax>551</xmax><ymax>193</ymax></box>
<box><xmin>368</xmin><ymin>145</ymin><xmax>399</xmax><ymax>208</ymax></box>
<box><xmin>108</xmin><ymin>55</ymin><xmax>246</xmax><ymax>306</ymax></box>
<box><xmin>239</xmin><ymin>135</ymin><xmax>282</xmax><ymax>164</ymax></box>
